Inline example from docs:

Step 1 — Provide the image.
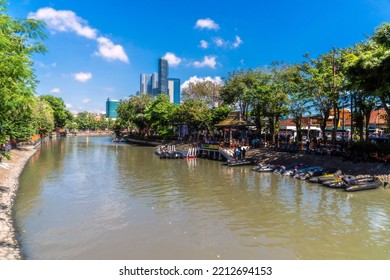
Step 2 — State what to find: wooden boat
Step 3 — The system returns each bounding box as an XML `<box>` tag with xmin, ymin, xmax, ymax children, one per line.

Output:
<box><xmin>345</xmin><ymin>177</ymin><xmax>382</xmax><ymax>192</ymax></box>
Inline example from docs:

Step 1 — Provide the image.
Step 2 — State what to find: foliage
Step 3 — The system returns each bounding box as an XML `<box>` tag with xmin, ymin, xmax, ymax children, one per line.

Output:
<box><xmin>144</xmin><ymin>94</ymin><xmax>176</xmax><ymax>139</ymax></box>
<box><xmin>344</xmin><ymin>24</ymin><xmax>390</xmax><ymax>125</ymax></box>
<box><xmin>117</xmin><ymin>94</ymin><xmax>153</xmax><ymax>132</ymax></box>
<box><xmin>304</xmin><ymin>48</ymin><xmax>346</xmax><ymax>142</ymax></box>
<box><xmin>0</xmin><ymin>1</ymin><xmax>47</xmax><ymax>148</ymax></box>
<box><xmin>32</xmin><ymin>97</ymin><xmax>55</xmax><ymax>136</ymax></box>
<box><xmin>210</xmin><ymin>105</ymin><xmax>231</xmax><ymax>125</ymax></box>
<box><xmin>39</xmin><ymin>95</ymin><xmax>71</xmax><ymax>128</ymax></box>
<box><xmin>181</xmin><ymin>79</ymin><xmax>222</xmax><ymax>107</ymax></box>
<box><xmin>74</xmin><ymin>111</ymin><xmax>99</xmax><ymax>131</ymax></box>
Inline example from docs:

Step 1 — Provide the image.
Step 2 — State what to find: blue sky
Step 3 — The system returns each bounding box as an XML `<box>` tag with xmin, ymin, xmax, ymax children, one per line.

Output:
<box><xmin>7</xmin><ymin>0</ymin><xmax>390</xmax><ymax>114</ymax></box>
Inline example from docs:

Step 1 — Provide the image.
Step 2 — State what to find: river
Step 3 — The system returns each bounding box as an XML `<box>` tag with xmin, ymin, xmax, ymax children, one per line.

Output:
<box><xmin>14</xmin><ymin>136</ymin><xmax>390</xmax><ymax>259</ymax></box>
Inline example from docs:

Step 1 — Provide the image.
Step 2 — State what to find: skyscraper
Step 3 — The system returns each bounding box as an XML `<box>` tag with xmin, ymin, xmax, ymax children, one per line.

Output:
<box><xmin>168</xmin><ymin>78</ymin><xmax>180</xmax><ymax>104</ymax></box>
<box><xmin>106</xmin><ymin>98</ymin><xmax>119</xmax><ymax>118</ymax></box>
<box><xmin>140</xmin><ymin>74</ymin><xmax>152</xmax><ymax>94</ymax></box>
<box><xmin>158</xmin><ymin>58</ymin><xmax>168</xmax><ymax>95</ymax></box>
<box><xmin>151</xmin><ymin>73</ymin><xmax>159</xmax><ymax>96</ymax></box>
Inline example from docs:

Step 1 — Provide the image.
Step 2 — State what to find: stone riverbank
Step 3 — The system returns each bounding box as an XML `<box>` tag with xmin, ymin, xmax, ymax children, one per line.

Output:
<box><xmin>0</xmin><ymin>145</ymin><xmax>38</xmax><ymax>260</ymax></box>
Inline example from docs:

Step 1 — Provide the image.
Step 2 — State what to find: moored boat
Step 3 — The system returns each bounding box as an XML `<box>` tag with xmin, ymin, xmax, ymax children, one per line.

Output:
<box><xmin>225</xmin><ymin>158</ymin><xmax>253</xmax><ymax>166</ymax></box>
<box><xmin>253</xmin><ymin>164</ymin><xmax>276</xmax><ymax>172</ymax></box>
<box><xmin>309</xmin><ymin>169</ymin><xmax>343</xmax><ymax>183</ymax></box>
<box><xmin>345</xmin><ymin>177</ymin><xmax>382</xmax><ymax>192</ymax></box>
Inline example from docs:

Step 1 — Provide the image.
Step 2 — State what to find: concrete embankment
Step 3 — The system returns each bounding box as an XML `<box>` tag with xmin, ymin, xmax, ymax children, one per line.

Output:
<box><xmin>0</xmin><ymin>145</ymin><xmax>39</xmax><ymax>260</ymax></box>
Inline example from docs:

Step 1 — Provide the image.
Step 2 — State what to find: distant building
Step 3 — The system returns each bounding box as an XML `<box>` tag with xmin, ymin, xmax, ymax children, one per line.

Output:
<box><xmin>151</xmin><ymin>73</ymin><xmax>159</xmax><ymax>96</ymax></box>
<box><xmin>168</xmin><ymin>78</ymin><xmax>180</xmax><ymax>104</ymax></box>
<box><xmin>140</xmin><ymin>73</ymin><xmax>159</xmax><ymax>96</ymax></box>
<box><xmin>140</xmin><ymin>74</ymin><xmax>152</xmax><ymax>94</ymax></box>
<box><xmin>158</xmin><ymin>58</ymin><xmax>169</xmax><ymax>95</ymax></box>
<box><xmin>106</xmin><ymin>98</ymin><xmax>119</xmax><ymax>118</ymax></box>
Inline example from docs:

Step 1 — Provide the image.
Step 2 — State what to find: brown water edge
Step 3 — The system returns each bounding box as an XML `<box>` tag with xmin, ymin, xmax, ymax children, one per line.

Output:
<box><xmin>0</xmin><ymin>145</ymin><xmax>39</xmax><ymax>260</ymax></box>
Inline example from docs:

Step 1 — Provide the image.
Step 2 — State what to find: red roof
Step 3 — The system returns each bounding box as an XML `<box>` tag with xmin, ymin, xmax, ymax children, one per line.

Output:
<box><xmin>369</xmin><ymin>110</ymin><xmax>388</xmax><ymax>125</ymax></box>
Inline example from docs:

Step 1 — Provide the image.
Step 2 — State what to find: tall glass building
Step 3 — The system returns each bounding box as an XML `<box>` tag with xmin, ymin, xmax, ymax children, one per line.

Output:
<box><xmin>140</xmin><ymin>74</ymin><xmax>152</xmax><ymax>94</ymax></box>
<box><xmin>168</xmin><ymin>78</ymin><xmax>181</xmax><ymax>104</ymax></box>
<box><xmin>106</xmin><ymin>98</ymin><xmax>119</xmax><ymax>118</ymax></box>
<box><xmin>151</xmin><ymin>73</ymin><xmax>159</xmax><ymax>96</ymax></box>
<box><xmin>158</xmin><ymin>58</ymin><xmax>168</xmax><ymax>95</ymax></box>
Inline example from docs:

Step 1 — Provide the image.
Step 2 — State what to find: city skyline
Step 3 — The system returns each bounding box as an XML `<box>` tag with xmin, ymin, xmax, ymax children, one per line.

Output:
<box><xmin>7</xmin><ymin>0</ymin><xmax>390</xmax><ymax>114</ymax></box>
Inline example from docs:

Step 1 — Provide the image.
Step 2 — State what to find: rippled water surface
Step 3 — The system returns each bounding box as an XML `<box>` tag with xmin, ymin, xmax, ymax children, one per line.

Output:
<box><xmin>14</xmin><ymin>137</ymin><xmax>390</xmax><ymax>259</ymax></box>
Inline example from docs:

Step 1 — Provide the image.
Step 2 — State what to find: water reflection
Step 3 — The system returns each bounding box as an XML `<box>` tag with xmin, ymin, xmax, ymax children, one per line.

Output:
<box><xmin>14</xmin><ymin>137</ymin><xmax>390</xmax><ymax>259</ymax></box>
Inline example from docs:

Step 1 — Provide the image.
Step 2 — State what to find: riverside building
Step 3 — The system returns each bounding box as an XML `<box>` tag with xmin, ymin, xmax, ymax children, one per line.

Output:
<box><xmin>106</xmin><ymin>98</ymin><xmax>119</xmax><ymax>118</ymax></box>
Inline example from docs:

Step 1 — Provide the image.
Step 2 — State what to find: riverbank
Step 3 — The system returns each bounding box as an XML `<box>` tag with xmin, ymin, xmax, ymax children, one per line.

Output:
<box><xmin>0</xmin><ymin>145</ymin><xmax>39</xmax><ymax>260</ymax></box>
<box><xmin>173</xmin><ymin>143</ymin><xmax>390</xmax><ymax>184</ymax></box>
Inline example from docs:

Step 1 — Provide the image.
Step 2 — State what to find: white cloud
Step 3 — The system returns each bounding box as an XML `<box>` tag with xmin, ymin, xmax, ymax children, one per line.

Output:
<box><xmin>50</xmin><ymin>88</ymin><xmax>61</xmax><ymax>94</ymax></box>
<box><xmin>195</xmin><ymin>18</ymin><xmax>220</xmax><ymax>30</ymax></box>
<box><xmin>29</xmin><ymin>8</ymin><xmax>129</xmax><ymax>63</ymax></box>
<box><xmin>193</xmin><ymin>56</ymin><xmax>217</xmax><ymax>69</ymax></box>
<box><xmin>232</xmin><ymin>35</ymin><xmax>243</xmax><ymax>48</ymax></box>
<box><xmin>82</xmin><ymin>98</ymin><xmax>91</xmax><ymax>104</ymax></box>
<box><xmin>65</xmin><ymin>103</ymin><xmax>72</xmax><ymax>108</ymax></box>
<box><xmin>181</xmin><ymin>76</ymin><xmax>223</xmax><ymax>91</ymax></box>
<box><xmin>214</xmin><ymin>37</ymin><xmax>227</xmax><ymax>47</ymax></box>
<box><xmin>199</xmin><ymin>40</ymin><xmax>209</xmax><ymax>49</ymax></box>
<box><xmin>163</xmin><ymin>52</ymin><xmax>182</xmax><ymax>67</ymax></box>
<box><xmin>28</xmin><ymin>7</ymin><xmax>97</xmax><ymax>39</ymax></box>
<box><xmin>95</xmin><ymin>37</ymin><xmax>129</xmax><ymax>63</ymax></box>
<box><xmin>74</xmin><ymin>72</ymin><xmax>92</xmax><ymax>83</ymax></box>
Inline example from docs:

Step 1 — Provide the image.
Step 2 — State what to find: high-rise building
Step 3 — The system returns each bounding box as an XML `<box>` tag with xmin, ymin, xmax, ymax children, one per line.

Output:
<box><xmin>158</xmin><ymin>58</ymin><xmax>168</xmax><ymax>95</ymax></box>
<box><xmin>140</xmin><ymin>74</ymin><xmax>152</xmax><ymax>94</ymax></box>
<box><xmin>151</xmin><ymin>73</ymin><xmax>159</xmax><ymax>96</ymax></box>
<box><xmin>168</xmin><ymin>78</ymin><xmax>180</xmax><ymax>104</ymax></box>
<box><xmin>106</xmin><ymin>98</ymin><xmax>119</xmax><ymax>118</ymax></box>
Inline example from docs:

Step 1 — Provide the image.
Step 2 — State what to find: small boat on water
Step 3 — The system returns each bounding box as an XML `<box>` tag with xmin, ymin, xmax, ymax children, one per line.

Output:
<box><xmin>308</xmin><ymin>169</ymin><xmax>343</xmax><ymax>183</ymax></box>
<box><xmin>345</xmin><ymin>177</ymin><xmax>382</xmax><ymax>192</ymax></box>
<box><xmin>112</xmin><ymin>137</ymin><xmax>126</xmax><ymax>142</ymax></box>
<box><xmin>225</xmin><ymin>158</ymin><xmax>253</xmax><ymax>166</ymax></box>
<box><xmin>293</xmin><ymin>166</ymin><xmax>323</xmax><ymax>179</ymax></box>
<box><xmin>323</xmin><ymin>175</ymin><xmax>356</xmax><ymax>188</ymax></box>
<box><xmin>159</xmin><ymin>150</ymin><xmax>185</xmax><ymax>159</ymax></box>
<box><xmin>253</xmin><ymin>164</ymin><xmax>277</xmax><ymax>172</ymax></box>
<box><xmin>273</xmin><ymin>162</ymin><xmax>306</xmax><ymax>175</ymax></box>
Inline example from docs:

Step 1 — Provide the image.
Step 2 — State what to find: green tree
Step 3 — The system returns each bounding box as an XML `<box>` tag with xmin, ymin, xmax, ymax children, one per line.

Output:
<box><xmin>174</xmin><ymin>100</ymin><xmax>211</xmax><ymax>140</ymax></box>
<box><xmin>32</xmin><ymin>97</ymin><xmax>55</xmax><ymax>137</ymax></box>
<box><xmin>181</xmin><ymin>79</ymin><xmax>222</xmax><ymax>107</ymax></box>
<box><xmin>263</xmin><ymin>63</ymin><xmax>290</xmax><ymax>143</ymax></box>
<box><xmin>304</xmin><ymin>49</ymin><xmax>346</xmax><ymax>143</ymax></box>
<box><xmin>75</xmin><ymin>111</ymin><xmax>97</xmax><ymax>131</ymax></box>
<box><xmin>39</xmin><ymin>95</ymin><xmax>71</xmax><ymax>129</ymax></box>
<box><xmin>285</xmin><ymin>64</ymin><xmax>310</xmax><ymax>142</ymax></box>
<box><xmin>144</xmin><ymin>94</ymin><xmax>175</xmax><ymax>139</ymax></box>
<box><xmin>210</xmin><ymin>105</ymin><xmax>231</xmax><ymax>126</ymax></box>
<box><xmin>117</xmin><ymin>94</ymin><xmax>153</xmax><ymax>133</ymax></box>
<box><xmin>344</xmin><ymin>23</ymin><xmax>390</xmax><ymax>133</ymax></box>
<box><xmin>220</xmin><ymin>70</ymin><xmax>258</xmax><ymax>121</ymax></box>
<box><xmin>0</xmin><ymin>1</ymin><xmax>47</xmax><ymax>147</ymax></box>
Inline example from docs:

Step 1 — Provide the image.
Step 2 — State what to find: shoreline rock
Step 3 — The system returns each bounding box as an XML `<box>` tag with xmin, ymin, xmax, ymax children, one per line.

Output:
<box><xmin>0</xmin><ymin>145</ymin><xmax>39</xmax><ymax>260</ymax></box>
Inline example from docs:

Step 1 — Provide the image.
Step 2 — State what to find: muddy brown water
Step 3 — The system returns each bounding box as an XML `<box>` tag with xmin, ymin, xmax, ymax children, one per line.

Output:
<box><xmin>14</xmin><ymin>137</ymin><xmax>390</xmax><ymax>259</ymax></box>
